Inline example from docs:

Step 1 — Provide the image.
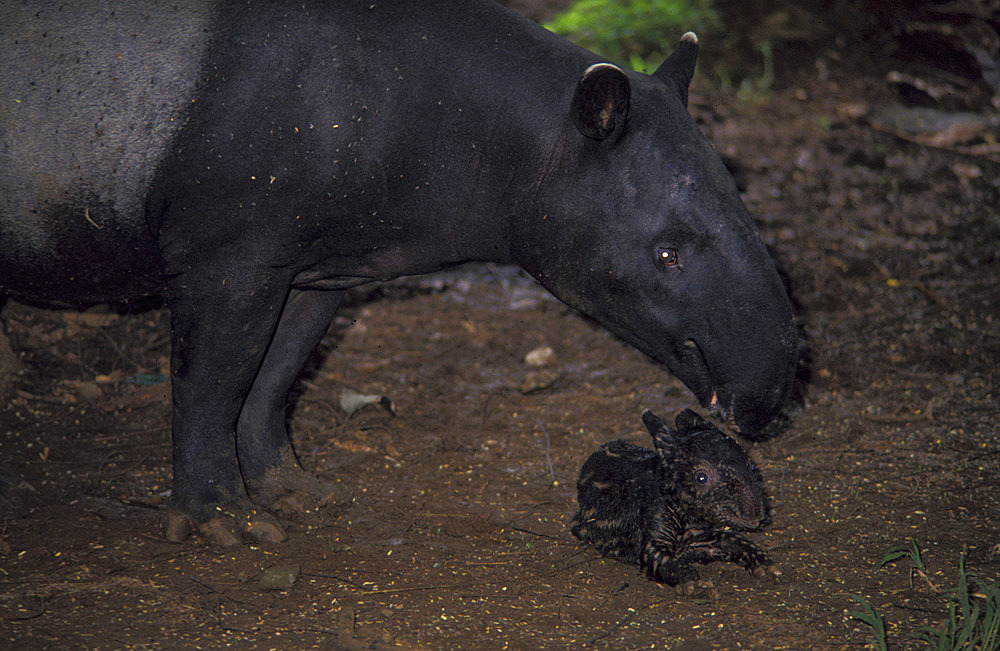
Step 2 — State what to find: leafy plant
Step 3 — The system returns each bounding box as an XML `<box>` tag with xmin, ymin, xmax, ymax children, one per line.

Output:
<box><xmin>544</xmin><ymin>0</ymin><xmax>721</xmax><ymax>72</ymax></box>
<box><xmin>880</xmin><ymin>536</ymin><xmax>938</xmax><ymax>591</ymax></box>
<box><xmin>847</xmin><ymin>594</ymin><xmax>889</xmax><ymax>651</ymax></box>
<box><xmin>915</xmin><ymin>551</ymin><xmax>1000</xmax><ymax>651</ymax></box>
<box><xmin>856</xmin><ymin>540</ymin><xmax>1000</xmax><ymax>650</ymax></box>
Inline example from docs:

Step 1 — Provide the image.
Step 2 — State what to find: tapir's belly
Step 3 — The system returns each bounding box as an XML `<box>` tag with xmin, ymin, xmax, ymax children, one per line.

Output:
<box><xmin>0</xmin><ymin>208</ymin><xmax>164</xmax><ymax>305</ymax></box>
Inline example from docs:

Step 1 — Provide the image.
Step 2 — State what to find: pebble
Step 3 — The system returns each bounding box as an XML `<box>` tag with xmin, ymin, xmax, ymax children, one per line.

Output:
<box><xmin>258</xmin><ymin>562</ymin><xmax>301</xmax><ymax>591</ymax></box>
<box><xmin>524</xmin><ymin>345</ymin><xmax>554</xmax><ymax>366</ymax></box>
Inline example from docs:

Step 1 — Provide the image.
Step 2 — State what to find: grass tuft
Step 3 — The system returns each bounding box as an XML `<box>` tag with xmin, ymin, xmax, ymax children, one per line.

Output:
<box><xmin>850</xmin><ymin>540</ymin><xmax>1000</xmax><ymax>650</ymax></box>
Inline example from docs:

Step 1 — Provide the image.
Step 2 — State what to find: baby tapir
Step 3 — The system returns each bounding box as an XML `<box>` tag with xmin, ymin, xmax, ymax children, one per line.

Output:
<box><xmin>571</xmin><ymin>409</ymin><xmax>780</xmax><ymax>593</ymax></box>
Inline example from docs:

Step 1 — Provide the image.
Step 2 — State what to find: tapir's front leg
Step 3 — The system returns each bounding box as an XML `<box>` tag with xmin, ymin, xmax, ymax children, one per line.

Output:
<box><xmin>641</xmin><ymin>538</ymin><xmax>701</xmax><ymax>587</ymax></box>
<box><xmin>682</xmin><ymin>531</ymin><xmax>781</xmax><ymax>578</ymax></box>
<box><xmin>640</xmin><ymin>508</ymin><xmax>702</xmax><ymax>587</ymax></box>
<box><xmin>164</xmin><ymin>269</ymin><xmax>292</xmax><ymax>546</ymax></box>
<box><xmin>238</xmin><ymin>288</ymin><xmax>343</xmax><ymax>510</ymax></box>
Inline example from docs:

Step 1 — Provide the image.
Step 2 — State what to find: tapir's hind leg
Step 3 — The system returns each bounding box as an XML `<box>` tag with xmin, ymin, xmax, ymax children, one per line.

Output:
<box><xmin>237</xmin><ymin>289</ymin><xmax>343</xmax><ymax>511</ymax></box>
<box><xmin>164</xmin><ymin>272</ymin><xmax>291</xmax><ymax>546</ymax></box>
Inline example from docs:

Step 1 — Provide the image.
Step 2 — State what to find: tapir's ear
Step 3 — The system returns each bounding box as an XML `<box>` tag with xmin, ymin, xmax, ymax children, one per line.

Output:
<box><xmin>642</xmin><ymin>409</ymin><xmax>678</xmax><ymax>452</ymax></box>
<box><xmin>674</xmin><ymin>408</ymin><xmax>712</xmax><ymax>433</ymax></box>
<box><xmin>571</xmin><ymin>63</ymin><xmax>631</xmax><ymax>140</ymax></box>
<box><xmin>652</xmin><ymin>32</ymin><xmax>699</xmax><ymax>107</ymax></box>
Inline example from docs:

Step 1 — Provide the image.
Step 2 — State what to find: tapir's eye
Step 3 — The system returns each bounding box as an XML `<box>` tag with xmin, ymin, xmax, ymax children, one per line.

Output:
<box><xmin>695</xmin><ymin>471</ymin><xmax>709</xmax><ymax>484</ymax></box>
<box><xmin>657</xmin><ymin>248</ymin><xmax>679</xmax><ymax>268</ymax></box>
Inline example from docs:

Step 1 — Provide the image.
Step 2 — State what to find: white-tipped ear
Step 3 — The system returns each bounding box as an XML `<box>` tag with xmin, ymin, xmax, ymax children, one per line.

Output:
<box><xmin>571</xmin><ymin>62</ymin><xmax>631</xmax><ymax>140</ymax></box>
<box><xmin>652</xmin><ymin>32</ymin><xmax>699</xmax><ymax>107</ymax></box>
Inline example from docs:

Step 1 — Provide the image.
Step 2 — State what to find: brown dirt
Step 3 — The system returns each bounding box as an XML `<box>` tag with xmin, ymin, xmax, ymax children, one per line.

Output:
<box><xmin>2</xmin><ymin>12</ymin><xmax>999</xmax><ymax>651</ymax></box>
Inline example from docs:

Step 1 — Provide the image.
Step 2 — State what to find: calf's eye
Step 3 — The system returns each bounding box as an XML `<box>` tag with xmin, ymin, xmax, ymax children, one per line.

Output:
<box><xmin>695</xmin><ymin>471</ymin><xmax>709</xmax><ymax>484</ymax></box>
<box><xmin>657</xmin><ymin>247</ymin><xmax>679</xmax><ymax>268</ymax></box>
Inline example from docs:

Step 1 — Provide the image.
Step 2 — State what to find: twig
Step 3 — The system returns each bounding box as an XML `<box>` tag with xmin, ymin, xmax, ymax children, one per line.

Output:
<box><xmin>542</xmin><ymin>425</ymin><xmax>555</xmax><ymax>485</ymax></box>
<box><xmin>303</xmin><ymin>571</ymin><xmax>364</xmax><ymax>589</ymax></box>
<box><xmin>528</xmin><ymin>417</ymin><xmax>557</xmax><ymax>485</ymax></box>
<box><xmin>509</xmin><ymin>525</ymin><xmax>559</xmax><ymax>540</ymax></box>
<box><xmin>5</xmin><ymin>596</ymin><xmax>47</xmax><ymax>621</ymax></box>
<box><xmin>358</xmin><ymin>582</ymin><xmax>476</xmax><ymax>595</ymax></box>
<box><xmin>587</xmin><ymin>606</ymin><xmax>635</xmax><ymax>644</ymax></box>
<box><xmin>862</xmin><ymin>402</ymin><xmax>933</xmax><ymax>424</ymax></box>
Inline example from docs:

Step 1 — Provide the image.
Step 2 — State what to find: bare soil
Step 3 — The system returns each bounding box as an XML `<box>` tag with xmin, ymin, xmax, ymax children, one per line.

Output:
<box><xmin>2</xmin><ymin>9</ymin><xmax>999</xmax><ymax>651</ymax></box>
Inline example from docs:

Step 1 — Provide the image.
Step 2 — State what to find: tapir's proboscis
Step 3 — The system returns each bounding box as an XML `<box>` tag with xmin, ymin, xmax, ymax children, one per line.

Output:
<box><xmin>1</xmin><ymin>0</ymin><xmax>798</xmax><ymax>545</ymax></box>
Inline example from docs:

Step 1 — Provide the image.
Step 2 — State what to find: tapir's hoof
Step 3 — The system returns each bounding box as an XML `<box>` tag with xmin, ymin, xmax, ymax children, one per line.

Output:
<box><xmin>272</xmin><ymin>492</ymin><xmax>309</xmax><ymax>514</ymax></box>
<box><xmin>165</xmin><ymin>508</ymin><xmax>286</xmax><ymax>545</ymax></box>
<box><xmin>241</xmin><ymin>509</ymin><xmax>287</xmax><ymax>543</ymax></box>
<box><xmin>249</xmin><ymin>460</ymin><xmax>337</xmax><ymax>514</ymax></box>
<box><xmin>167</xmin><ymin>510</ymin><xmax>243</xmax><ymax>546</ymax></box>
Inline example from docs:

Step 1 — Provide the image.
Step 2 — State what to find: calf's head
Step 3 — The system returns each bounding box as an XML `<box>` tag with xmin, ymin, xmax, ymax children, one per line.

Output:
<box><xmin>516</xmin><ymin>34</ymin><xmax>797</xmax><ymax>438</ymax></box>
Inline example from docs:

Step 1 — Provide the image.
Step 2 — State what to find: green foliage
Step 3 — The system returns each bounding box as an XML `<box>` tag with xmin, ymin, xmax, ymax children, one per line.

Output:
<box><xmin>881</xmin><ymin>536</ymin><xmax>938</xmax><ymax>591</ymax></box>
<box><xmin>847</xmin><ymin>594</ymin><xmax>889</xmax><ymax>651</ymax></box>
<box><xmin>544</xmin><ymin>0</ymin><xmax>721</xmax><ymax>72</ymax></box>
<box><xmin>881</xmin><ymin>537</ymin><xmax>927</xmax><ymax>571</ymax></box>
<box><xmin>851</xmin><ymin>540</ymin><xmax>1000</xmax><ymax>650</ymax></box>
<box><xmin>915</xmin><ymin>551</ymin><xmax>1000</xmax><ymax>651</ymax></box>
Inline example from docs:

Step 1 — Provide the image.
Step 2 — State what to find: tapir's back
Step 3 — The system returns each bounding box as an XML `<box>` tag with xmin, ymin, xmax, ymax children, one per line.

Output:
<box><xmin>0</xmin><ymin>2</ymin><xmax>212</xmax><ymax>301</ymax></box>
<box><xmin>571</xmin><ymin>440</ymin><xmax>659</xmax><ymax>562</ymax></box>
<box><xmin>0</xmin><ymin>0</ymin><xmax>583</xmax><ymax>303</ymax></box>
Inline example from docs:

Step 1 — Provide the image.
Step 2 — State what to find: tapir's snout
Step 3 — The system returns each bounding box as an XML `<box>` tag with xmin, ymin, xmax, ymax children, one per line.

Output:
<box><xmin>658</xmin><ymin>265</ymin><xmax>797</xmax><ymax>440</ymax></box>
<box><xmin>715</xmin><ymin>351</ymin><xmax>797</xmax><ymax>439</ymax></box>
<box><xmin>691</xmin><ymin>294</ymin><xmax>798</xmax><ymax>440</ymax></box>
<box><xmin>558</xmin><ymin>283</ymin><xmax>798</xmax><ymax>441</ymax></box>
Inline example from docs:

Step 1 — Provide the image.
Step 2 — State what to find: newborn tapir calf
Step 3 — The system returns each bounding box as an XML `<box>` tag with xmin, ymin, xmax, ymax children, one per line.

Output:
<box><xmin>572</xmin><ymin>410</ymin><xmax>781</xmax><ymax>594</ymax></box>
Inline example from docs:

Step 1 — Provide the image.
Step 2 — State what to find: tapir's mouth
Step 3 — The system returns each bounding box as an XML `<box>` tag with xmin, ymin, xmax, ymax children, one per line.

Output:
<box><xmin>614</xmin><ymin>329</ymin><xmax>746</xmax><ymax>431</ymax></box>
<box><xmin>711</xmin><ymin>387</ymin><xmax>741</xmax><ymax>434</ymax></box>
<box><xmin>677</xmin><ymin>339</ymin><xmax>714</xmax><ymax>403</ymax></box>
<box><xmin>672</xmin><ymin>339</ymin><xmax>739</xmax><ymax>432</ymax></box>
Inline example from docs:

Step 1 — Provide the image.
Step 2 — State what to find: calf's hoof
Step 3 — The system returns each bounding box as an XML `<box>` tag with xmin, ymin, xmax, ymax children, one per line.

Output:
<box><xmin>675</xmin><ymin>579</ymin><xmax>719</xmax><ymax>600</ymax></box>
<box><xmin>752</xmin><ymin>563</ymin><xmax>783</xmax><ymax>580</ymax></box>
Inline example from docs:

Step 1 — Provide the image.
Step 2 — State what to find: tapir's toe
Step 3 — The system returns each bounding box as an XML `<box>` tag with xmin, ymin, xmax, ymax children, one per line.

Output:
<box><xmin>166</xmin><ymin>509</ymin><xmax>196</xmax><ymax>543</ymax></box>
<box><xmin>197</xmin><ymin>517</ymin><xmax>244</xmax><ymax>546</ymax></box>
<box><xmin>241</xmin><ymin>509</ymin><xmax>287</xmax><ymax>544</ymax></box>
<box><xmin>675</xmin><ymin>579</ymin><xmax>718</xmax><ymax>601</ymax></box>
<box><xmin>166</xmin><ymin>505</ymin><xmax>287</xmax><ymax>546</ymax></box>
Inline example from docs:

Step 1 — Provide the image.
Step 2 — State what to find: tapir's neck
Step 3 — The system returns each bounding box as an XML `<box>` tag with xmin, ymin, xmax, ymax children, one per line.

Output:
<box><xmin>341</xmin><ymin>0</ymin><xmax>594</xmax><ymax>276</ymax></box>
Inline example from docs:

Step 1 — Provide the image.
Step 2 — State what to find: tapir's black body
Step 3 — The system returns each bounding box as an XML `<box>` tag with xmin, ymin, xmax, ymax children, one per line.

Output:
<box><xmin>1</xmin><ymin>0</ymin><xmax>798</xmax><ymax>542</ymax></box>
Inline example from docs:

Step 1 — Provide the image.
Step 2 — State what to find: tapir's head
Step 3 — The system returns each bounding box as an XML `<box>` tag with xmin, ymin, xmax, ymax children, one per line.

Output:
<box><xmin>513</xmin><ymin>33</ymin><xmax>798</xmax><ymax>438</ymax></box>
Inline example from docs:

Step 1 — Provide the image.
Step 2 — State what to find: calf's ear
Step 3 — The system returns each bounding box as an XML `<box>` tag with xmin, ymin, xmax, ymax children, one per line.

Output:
<box><xmin>571</xmin><ymin>62</ymin><xmax>631</xmax><ymax>140</ymax></box>
<box><xmin>674</xmin><ymin>408</ymin><xmax>713</xmax><ymax>433</ymax></box>
<box><xmin>642</xmin><ymin>409</ymin><xmax>679</xmax><ymax>452</ymax></box>
<box><xmin>652</xmin><ymin>31</ymin><xmax>699</xmax><ymax>107</ymax></box>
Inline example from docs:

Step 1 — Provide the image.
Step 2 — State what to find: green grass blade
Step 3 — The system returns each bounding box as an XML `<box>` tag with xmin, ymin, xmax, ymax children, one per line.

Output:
<box><xmin>847</xmin><ymin>595</ymin><xmax>888</xmax><ymax>651</ymax></box>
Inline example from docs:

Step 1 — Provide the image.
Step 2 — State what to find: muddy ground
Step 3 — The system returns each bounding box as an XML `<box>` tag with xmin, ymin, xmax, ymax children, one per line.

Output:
<box><xmin>2</xmin><ymin>7</ymin><xmax>999</xmax><ymax>651</ymax></box>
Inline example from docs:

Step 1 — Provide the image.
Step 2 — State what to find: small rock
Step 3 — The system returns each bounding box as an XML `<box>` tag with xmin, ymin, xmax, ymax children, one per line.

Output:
<box><xmin>61</xmin><ymin>380</ymin><xmax>104</xmax><ymax>402</ymax></box>
<box><xmin>524</xmin><ymin>345</ymin><xmax>554</xmax><ymax>366</ymax></box>
<box><xmin>518</xmin><ymin>370</ymin><xmax>558</xmax><ymax>394</ymax></box>
<box><xmin>258</xmin><ymin>562</ymin><xmax>301</xmax><ymax>591</ymax></box>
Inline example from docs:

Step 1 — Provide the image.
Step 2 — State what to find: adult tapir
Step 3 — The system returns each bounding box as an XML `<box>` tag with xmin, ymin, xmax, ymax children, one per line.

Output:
<box><xmin>0</xmin><ymin>0</ymin><xmax>798</xmax><ymax>544</ymax></box>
